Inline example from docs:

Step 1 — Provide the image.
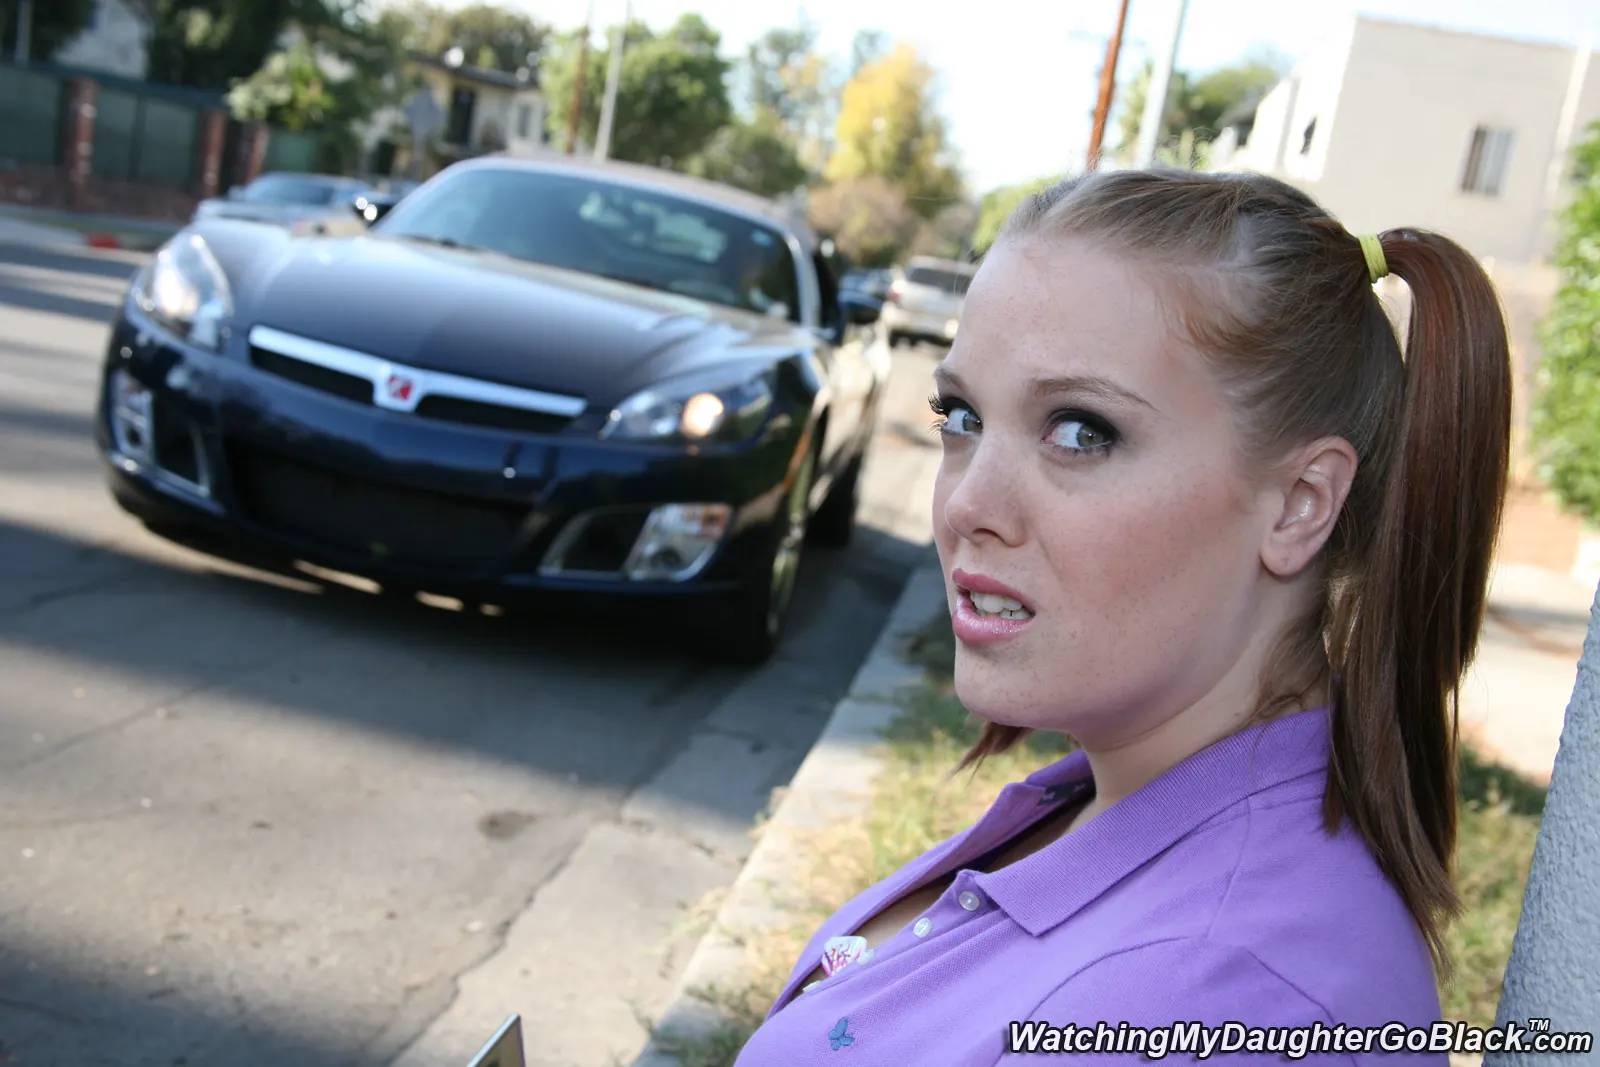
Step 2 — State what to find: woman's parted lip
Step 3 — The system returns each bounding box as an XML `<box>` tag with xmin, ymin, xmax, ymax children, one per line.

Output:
<box><xmin>950</xmin><ymin>568</ymin><xmax>1034</xmax><ymax>612</ymax></box>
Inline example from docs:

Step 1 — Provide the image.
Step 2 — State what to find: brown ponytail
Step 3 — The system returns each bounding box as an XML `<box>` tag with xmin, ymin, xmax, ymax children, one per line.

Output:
<box><xmin>959</xmin><ymin>171</ymin><xmax>1514</xmax><ymax>973</ymax></box>
<box><xmin>1324</xmin><ymin>229</ymin><xmax>1513</xmax><ymax>970</ymax></box>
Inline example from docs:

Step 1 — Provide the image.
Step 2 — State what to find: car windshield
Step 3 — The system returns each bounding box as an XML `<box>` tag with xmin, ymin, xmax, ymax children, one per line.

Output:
<box><xmin>905</xmin><ymin>265</ymin><xmax>973</xmax><ymax>295</ymax></box>
<box><xmin>239</xmin><ymin>175</ymin><xmax>349</xmax><ymax>205</ymax></box>
<box><xmin>375</xmin><ymin>166</ymin><xmax>803</xmax><ymax>321</ymax></box>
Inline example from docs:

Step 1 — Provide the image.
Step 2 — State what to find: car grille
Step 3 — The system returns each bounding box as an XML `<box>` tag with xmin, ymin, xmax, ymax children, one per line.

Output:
<box><xmin>247</xmin><ymin>345</ymin><xmax>577</xmax><ymax>435</ymax></box>
<box><xmin>411</xmin><ymin>395</ymin><xmax>573</xmax><ymax>434</ymax></box>
<box><xmin>250</xmin><ymin>347</ymin><xmax>372</xmax><ymax>404</ymax></box>
<box><xmin>226</xmin><ymin>444</ymin><xmax>530</xmax><ymax>571</ymax></box>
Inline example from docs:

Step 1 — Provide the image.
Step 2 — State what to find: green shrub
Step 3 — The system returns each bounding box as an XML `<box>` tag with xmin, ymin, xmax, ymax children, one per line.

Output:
<box><xmin>1531</xmin><ymin>120</ymin><xmax>1600</xmax><ymax>523</ymax></box>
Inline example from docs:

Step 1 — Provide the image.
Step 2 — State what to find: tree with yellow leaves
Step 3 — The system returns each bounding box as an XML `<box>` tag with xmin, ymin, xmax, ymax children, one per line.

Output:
<box><xmin>824</xmin><ymin>41</ymin><xmax>964</xmax><ymax>219</ymax></box>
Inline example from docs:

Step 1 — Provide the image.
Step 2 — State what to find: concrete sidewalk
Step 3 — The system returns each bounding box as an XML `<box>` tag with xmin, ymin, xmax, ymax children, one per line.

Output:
<box><xmin>1463</xmin><ymin>562</ymin><xmax>1597</xmax><ymax>784</ymax></box>
<box><xmin>0</xmin><ymin>206</ymin><xmax>178</xmax><ymax>251</ymax></box>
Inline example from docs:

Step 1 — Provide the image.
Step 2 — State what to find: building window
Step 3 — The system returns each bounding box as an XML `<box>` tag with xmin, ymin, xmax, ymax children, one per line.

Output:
<box><xmin>517</xmin><ymin>103</ymin><xmax>532</xmax><ymax>140</ymax></box>
<box><xmin>1461</xmin><ymin>126</ymin><xmax>1514</xmax><ymax>197</ymax></box>
<box><xmin>1300</xmin><ymin>117</ymin><xmax>1317</xmax><ymax>155</ymax></box>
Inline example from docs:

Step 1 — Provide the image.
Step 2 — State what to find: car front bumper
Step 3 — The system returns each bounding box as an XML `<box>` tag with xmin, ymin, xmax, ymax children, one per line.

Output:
<box><xmin>96</xmin><ymin>307</ymin><xmax>803</xmax><ymax>603</ymax></box>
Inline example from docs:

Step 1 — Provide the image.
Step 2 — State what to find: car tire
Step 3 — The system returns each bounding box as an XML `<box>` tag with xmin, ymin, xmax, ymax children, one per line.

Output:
<box><xmin>704</xmin><ymin>445</ymin><xmax>816</xmax><ymax>665</ymax></box>
<box><xmin>807</xmin><ymin>449</ymin><xmax>863</xmax><ymax>549</ymax></box>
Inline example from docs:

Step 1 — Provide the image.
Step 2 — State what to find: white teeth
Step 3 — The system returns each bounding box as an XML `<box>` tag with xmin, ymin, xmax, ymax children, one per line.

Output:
<box><xmin>969</xmin><ymin>592</ymin><xmax>1033</xmax><ymax>619</ymax></box>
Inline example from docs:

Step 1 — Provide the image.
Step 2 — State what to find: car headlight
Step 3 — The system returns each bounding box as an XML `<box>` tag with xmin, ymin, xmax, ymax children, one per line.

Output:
<box><xmin>601</xmin><ymin>360</ymin><xmax>777</xmax><ymax>444</ymax></box>
<box><xmin>133</xmin><ymin>234</ymin><xmax>233</xmax><ymax>351</ymax></box>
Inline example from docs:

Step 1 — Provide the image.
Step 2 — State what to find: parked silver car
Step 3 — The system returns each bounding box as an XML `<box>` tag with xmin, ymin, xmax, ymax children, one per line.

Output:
<box><xmin>191</xmin><ymin>172</ymin><xmax>377</xmax><ymax>236</ymax></box>
<box><xmin>880</xmin><ymin>256</ymin><xmax>978</xmax><ymax>347</ymax></box>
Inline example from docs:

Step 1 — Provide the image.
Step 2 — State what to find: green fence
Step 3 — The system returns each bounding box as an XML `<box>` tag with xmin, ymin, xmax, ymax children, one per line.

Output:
<box><xmin>0</xmin><ymin>64</ymin><xmax>63</xmax><ymax>165</ymax></box>
<box><xmin>263</xmin><ymin>130</ymin><xmax>320</xmax><ymax>173</ymax></box>
<box><xmin>91</xmin><ymin>86</ymin><xmax>198</xmax><ymax>186</ymax></box>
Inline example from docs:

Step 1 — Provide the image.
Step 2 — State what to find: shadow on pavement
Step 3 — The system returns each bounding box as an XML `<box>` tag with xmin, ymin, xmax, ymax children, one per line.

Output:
<box><xmin>0</xmin><ymin>241</ymin><xmax>148</xmax><ymax>282</ymax></box>
<box><xmin>0</xmin><ymin>511</ymin><xmax>927</xmax><ymax>1067</ymax></box>
<box><xmin>0</xmin><ymin>934</ymin><xmax>357</xmax><ymax>1067</ymax></box>
<box><xmin>0</xmin><ymin>282</ymin><xmax>123</xmax><ymax>326</ymax></box>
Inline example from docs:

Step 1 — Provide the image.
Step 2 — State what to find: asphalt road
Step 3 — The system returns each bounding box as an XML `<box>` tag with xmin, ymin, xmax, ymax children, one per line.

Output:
<box><xmin>0</xmin><ymin>241</ymin><xmax>946</xmax><ymax>1067</ymax></box>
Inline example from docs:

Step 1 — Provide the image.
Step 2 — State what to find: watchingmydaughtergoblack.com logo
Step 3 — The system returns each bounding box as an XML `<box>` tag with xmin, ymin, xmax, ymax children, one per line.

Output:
<box><xmin>1007</xmin><ymin>1019</ymin><xmax>1596</xmax><ymax>1058</ymax></box>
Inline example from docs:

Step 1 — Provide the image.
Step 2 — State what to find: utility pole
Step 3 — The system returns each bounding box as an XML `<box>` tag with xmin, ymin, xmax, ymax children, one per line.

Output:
<box><xmin>594</xmin><ymin>0</ymin><xmax>632</xmax><ymax>161</ymax></box>
<box><xmin>1085</xmin><ymin>0</ymin><xmax>1133</xmax><ymax>171</ymax></box>
<box><xmin>1534</xmin><ymin>21</ymin><xmax>1594</xmax><ymax>260</ymax></box>
<box><xmin>14</xmin><ymin>0</ymin><xmax>33</xmax><ymax>62</ymax></box>
<box><xmin>564</xmin><ymin>0</ymin><xmax>595</xmax><ymax>155</ymax></box>
<box><xmin>1136</xmin><ymin>0</ymin><xmax>1188</xmax><ymax>168</ymax></box>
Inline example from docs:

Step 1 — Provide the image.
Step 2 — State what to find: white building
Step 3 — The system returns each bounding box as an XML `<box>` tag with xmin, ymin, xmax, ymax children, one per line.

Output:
<box><xmin>1213</xmin><ymin>15</ymin><xmax>1600</xmax><ymax>266</ymax></box>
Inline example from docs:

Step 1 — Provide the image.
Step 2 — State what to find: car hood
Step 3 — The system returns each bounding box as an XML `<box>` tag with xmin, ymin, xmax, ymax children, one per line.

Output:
<box><xmin>236</xmin><ymin>235</ymin><xmax>804</xmax><ymax>403</ymax></box>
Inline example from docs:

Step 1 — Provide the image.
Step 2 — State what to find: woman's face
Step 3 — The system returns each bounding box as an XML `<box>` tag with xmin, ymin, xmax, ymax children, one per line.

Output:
<box><xmin>931</xmin><ymin>235</ymin><xmax>1287</xmax><ymax>750</ymax></box>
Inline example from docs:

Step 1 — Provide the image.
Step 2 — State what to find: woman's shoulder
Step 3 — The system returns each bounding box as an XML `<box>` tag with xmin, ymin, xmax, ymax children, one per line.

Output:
<box><xmin>1078</xmin><ymin>787</ymin><xmax>1443</xmax><ymax>1026</ymax></box>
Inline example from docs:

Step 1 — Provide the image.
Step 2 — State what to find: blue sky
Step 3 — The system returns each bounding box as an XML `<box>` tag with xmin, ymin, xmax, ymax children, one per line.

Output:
<box><xmin>450</xmin><ymin>0</ymin><xmax>1597</xmax><ymax>193</ymax></box>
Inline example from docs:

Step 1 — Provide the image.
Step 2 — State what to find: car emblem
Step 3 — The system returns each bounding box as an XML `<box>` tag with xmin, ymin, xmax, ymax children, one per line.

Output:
<box><xmin>386</xmin><ymin>373</ymin><xmax>415</xmax><ymax>402</ymax></box>
<box><xmin>376</xmin><ymin>367</ymin><xmax>424</xmax><ymax>411</ymax></box>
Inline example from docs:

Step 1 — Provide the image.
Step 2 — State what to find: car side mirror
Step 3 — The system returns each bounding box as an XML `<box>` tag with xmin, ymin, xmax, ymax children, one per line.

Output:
<box><xmin>839</xmin><ymin>293</ymin><xmax>882</xmax><ymax>327</ymax></box>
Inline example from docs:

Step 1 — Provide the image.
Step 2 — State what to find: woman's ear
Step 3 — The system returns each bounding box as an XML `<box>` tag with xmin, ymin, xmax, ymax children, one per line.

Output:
<box><xmin>1260</xmin><ymin>437</ymin><xmax>1358</xmax><ymax>578</ymax></box>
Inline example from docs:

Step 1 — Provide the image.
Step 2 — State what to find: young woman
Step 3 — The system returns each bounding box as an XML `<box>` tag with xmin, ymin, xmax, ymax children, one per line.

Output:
<box><xmin>731</xmin><ymin>169</ymin><xmax>1510</xmax><ymax>1065</ymax></box>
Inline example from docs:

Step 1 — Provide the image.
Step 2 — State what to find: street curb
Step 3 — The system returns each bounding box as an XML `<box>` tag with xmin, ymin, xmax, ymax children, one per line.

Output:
<box><xmin>631</xmin><ymin>553</ymin><xmax>948</xmax><ymax>1065</ymax></box>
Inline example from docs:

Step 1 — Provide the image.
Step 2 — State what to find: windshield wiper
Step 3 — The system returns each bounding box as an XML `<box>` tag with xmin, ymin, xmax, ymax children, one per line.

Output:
<box><xmin>594</xmin><ymin>269</ymin><xmax>668</xmax><ymax>292</ymax></box>
<box><xmin>392</xmin><ymin>233</ymin><xmax>493</xmax><ymax>253</ymax></box>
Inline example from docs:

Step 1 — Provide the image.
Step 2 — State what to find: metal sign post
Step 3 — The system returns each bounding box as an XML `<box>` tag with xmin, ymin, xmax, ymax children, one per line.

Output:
<box><xmin>404</xmin><ymin>88</ymin><xmax>446</xmax><ymax>180</ymax></box>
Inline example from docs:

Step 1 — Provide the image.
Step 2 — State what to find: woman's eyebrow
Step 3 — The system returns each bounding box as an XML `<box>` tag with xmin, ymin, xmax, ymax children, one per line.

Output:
<box><xmin>1028</xmin><ymin>375</ymin><xmax>1155</xmax><ymax>411</ymax></box>
<box><xmin>933</xmin><ymin>364</ymin><xmax>1153</xmax><ymax>411</ymax></box>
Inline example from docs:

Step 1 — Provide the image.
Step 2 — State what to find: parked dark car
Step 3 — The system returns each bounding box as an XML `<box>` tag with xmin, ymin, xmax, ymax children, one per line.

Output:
<box><xmin>192</xmin><ymin>172</ymin><xmax>376</xmax><ymax>236</ymax></box>
<box><xmin>97</xmin><ymin>154</ymin><xmax>888</xmax><ymax>662</ymax></box>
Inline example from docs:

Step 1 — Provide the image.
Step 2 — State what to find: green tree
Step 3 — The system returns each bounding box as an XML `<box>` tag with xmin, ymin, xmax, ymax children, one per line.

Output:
<box><xmin>971</xmin><ymin>175</ymin><xmax>1061</xmax><ymax>254</ymax></box>
<box><xmin>848</xmin><ymin>29</ymin><xmax>888</xmax><ymax>77</ymax></box>
<box><xmin>682</xmin><ymin>109</ymin><xmax>809</xmax><ymax>198</ymax></box>
<box><xmin>380</xmin><ymin>0</ymin><xmax>547</xmax><ymax>76</ymax></box>
<box><xmin>825</xmin><ymin>41</ymin><xmax>963</xmax><ymax>219</ymax></box>
<box><xmin>541</xmin><ymin>13</ymin><xmax>732</xmax><ymax>169</ymax></box>
<box><xmin>0</xmin><ymin>0</ymin><xmax>95</xmax><ymax>60</ymax></box>
<box><xmin>1111</xmin><ymin>51</ymin><xmax>1287</xmax><ymax>165</ymax></box>
<box><xmin>741</xmin><ymin>18</ymin><xmax>832</xmax><ymax>172</ymax></box>
<box><xmin>226</xmin><ymin>6</ymin><xmax>408</xmax><ymax>172</ymax></box>
<box><xmin>143</xmin><ymin>0</ymin><xmax>364</xmax><ymax>92</ymax></box>
<box><xmin>1530</xmin><ymin>121</ymin><xmax>1600</xmax><ymax>521</ymax></box>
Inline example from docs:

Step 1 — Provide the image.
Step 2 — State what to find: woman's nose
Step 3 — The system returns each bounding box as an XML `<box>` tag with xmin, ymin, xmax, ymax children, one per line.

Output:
<box><xmin>939</xmin><ymin>437</ymin><xmax>1025</xmax><ymax>546</ymax></box>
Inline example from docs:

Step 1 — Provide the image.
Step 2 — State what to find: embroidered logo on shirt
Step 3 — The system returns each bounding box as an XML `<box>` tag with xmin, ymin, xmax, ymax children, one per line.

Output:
<box><xmin>821</xmin><ymin>935</ymin><xmax>869</xmax><ymax>976</ymax></box>
<box><xmin>828</xmin><ymin>1017</ymin><xmax>855</xmax><ymax>1050</ymax></box>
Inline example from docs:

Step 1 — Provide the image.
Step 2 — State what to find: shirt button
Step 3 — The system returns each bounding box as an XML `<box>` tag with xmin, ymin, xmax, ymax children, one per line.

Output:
<box><xmin>913</xmin><ymin>917</ymin><xmax>932</xmax><ymax>937</ymax></box>
<box><xmin>959</xmin><ymin>891</ymin><xmax>981</xmax><ymax>911</ymax></box>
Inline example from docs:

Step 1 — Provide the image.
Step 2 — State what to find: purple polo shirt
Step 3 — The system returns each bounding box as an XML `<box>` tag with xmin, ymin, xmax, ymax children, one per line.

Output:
<box><xmin>731</xmin><ymin>707</ymin><xmax>1446</xmax><ymax>1065</ymax></box>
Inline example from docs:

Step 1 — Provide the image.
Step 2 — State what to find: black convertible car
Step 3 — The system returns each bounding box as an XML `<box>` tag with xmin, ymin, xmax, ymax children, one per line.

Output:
<box><xmin>97</xmin><ymin>155</ymin><xmax>889</xmax><ymax>662</ymax></box>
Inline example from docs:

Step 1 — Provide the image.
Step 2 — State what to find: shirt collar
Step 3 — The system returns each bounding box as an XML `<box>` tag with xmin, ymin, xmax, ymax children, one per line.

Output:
<box><xmin>978</xmin><ymin>706</ymin><xmax>1333</xmax><ymax>936</ymax></box>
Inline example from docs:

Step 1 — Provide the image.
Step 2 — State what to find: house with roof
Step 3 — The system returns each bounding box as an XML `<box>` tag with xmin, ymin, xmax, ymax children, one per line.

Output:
<box><xmin>361</xmin><ymin>49</ymin><xmax>550</xmax><ymax>179</ymax></box>
<box><xmin>1211</xmin><ymin>14</ymin><xmax>1600</xmax><ymax>267</ymax></box>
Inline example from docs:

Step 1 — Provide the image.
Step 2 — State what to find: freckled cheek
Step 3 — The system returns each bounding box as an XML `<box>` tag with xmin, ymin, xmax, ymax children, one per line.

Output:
<box><xmin>1038</xmin><ymin>471</ymin><xmax>1246</xmax><ymax>634</ymax></box>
